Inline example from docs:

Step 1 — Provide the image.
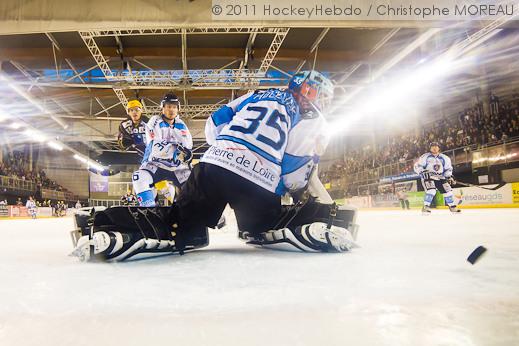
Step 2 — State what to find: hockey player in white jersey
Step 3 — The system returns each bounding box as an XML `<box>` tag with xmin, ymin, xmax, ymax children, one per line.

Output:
<box><xmin>414</xmin><ymin>142</ymin><xmax>460</xmax><ymax>214</ymax></box>
<box><xmin>25</xmin><ymin>196</ymin><xmax>37</xmax><ymax>219</ymax></box>
<box><xmin>71</xmin><ymin>71</ymin><xmax>358</xmax><ymax>261</ymax></box>
<box><xmin>132</xmin><ymin>93</ymin><xmax>193</xmax><ymax>207</ymax></box>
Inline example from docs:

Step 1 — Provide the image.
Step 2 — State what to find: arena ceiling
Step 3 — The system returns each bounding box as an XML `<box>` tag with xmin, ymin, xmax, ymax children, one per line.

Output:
<box><xmin>0</xmin><ymin>0</ymin><xmax>518</xmax><ymax>161</ymax></box>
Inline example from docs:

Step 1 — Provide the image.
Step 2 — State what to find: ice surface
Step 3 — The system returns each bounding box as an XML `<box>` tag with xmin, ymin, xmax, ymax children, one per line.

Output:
<box><xmin>0</xmin><ymin>209</ymin><xmax>518</xmax><ymax>346</ymax></box>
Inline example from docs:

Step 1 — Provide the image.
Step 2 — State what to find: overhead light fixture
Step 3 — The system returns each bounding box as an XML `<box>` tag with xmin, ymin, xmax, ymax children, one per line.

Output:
<box><xmin>24</xmin><ymin>129</ymin><xmax>46</xmax><ymax>142</ymax></box>
<box><xmin>73</xmin><ymin>154</ymin><xmax>106</xmax><ymax>172</ymax></box>
<box><xmin>47</xmin><ymin>141</ymin><xmax>64</xmax><ymax>151</ymax></box>
<box><xmin>73</xmin><ymin>154</ymin><xmax>88</xmax><ymax>163</ymax></box>
<box><xmin>0</xmin><ymin>72</ymin><xmax>68</xmax><ymax>129</ymax></box>
<box><xmin>88</xmin><ymin>162</ymin><xmax>106</xmax><ymax>172</ymax></box>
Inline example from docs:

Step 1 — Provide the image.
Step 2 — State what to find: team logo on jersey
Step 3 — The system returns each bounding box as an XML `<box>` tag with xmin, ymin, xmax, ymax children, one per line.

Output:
<box><xmin>292</xmin><ymin>76</ymin><xmax>304</xmax><ymax>85</ymax></box>
<box><xmin>433</xmin><ymin>164</ymin><xmax>441</xmax><ymax>171</ymax></box>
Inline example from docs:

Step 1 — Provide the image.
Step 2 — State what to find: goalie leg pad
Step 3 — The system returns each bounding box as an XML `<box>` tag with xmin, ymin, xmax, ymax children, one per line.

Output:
<box><xmin>241</xmin><ymin>202</ymin><xmax>359</xmax><ymax>253</ymax></box>
<box><xmin>242</xmin><ymin>222</ymin><xmax>357</xmax><ymax>253</ymax></box>
<box><xmin>70</xmin><ymin>206</ymin><xmax>209</xmax><ymax>261</ymax></box>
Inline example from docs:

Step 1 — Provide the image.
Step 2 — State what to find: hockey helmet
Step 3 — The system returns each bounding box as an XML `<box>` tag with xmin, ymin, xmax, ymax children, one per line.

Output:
<box><xmin>288</xmin><ymin>70</ymin><xmax>334</xmax><ymax>116</ymax></box>
<box><xmin>126</xmin><ymin>99</ymin><xmax>143</xmax><ymax>110</ymax></box>
<box><xmin>160</xmin><ymin>93</ymin><xmax>180</xmax><ymax>109</ymax></box>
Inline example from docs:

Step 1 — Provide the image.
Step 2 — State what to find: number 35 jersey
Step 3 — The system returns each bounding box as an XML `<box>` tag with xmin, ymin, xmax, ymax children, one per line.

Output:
<box><xmin>202</xmin><ymin>89</ymin><xmax>329</xmax><ymax>195</ymax></box>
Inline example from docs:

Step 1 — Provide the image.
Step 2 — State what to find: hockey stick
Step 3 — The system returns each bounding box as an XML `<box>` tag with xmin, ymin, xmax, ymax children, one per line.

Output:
<box><xmin>455</xmin><ymin>181</ymin><xmax>507</xmax><ymax>191</ymax></box>
<box><xmin>273</xmin><ymin>164</ymin><xmax>318</xmax><ymax>230</ymax></box>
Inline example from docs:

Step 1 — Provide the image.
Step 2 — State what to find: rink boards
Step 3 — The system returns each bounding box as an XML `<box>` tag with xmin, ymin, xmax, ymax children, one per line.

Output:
<box><xmin>343</xmin><ymin>182</ymin><xmax>519</xmax><ymax>209</ymax></box>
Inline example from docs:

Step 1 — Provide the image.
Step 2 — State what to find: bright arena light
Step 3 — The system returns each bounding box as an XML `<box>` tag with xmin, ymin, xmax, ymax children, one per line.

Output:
<box><xmin>0</xmin><ymin>72</ymin><xmax>68</xmax><ymax>129</ymax></box>
<box><xmin>23</xmin><ymin>129</ymin><xmax>47</xmax><ymax>142</ymax></box>
<box><xmin>327</xmin><ymin>56</ymin><xmax>458</xmax><ymax>136</ymax></box>
<box><xmin>73</xmin><ymin>154</ymin><xmax>106</xmax><ymax>172</ymax></box>
<box><xmin>47</xmin><ymin>141</ymin><xmax>64</xmax><ymax>151</ymax></box>
<box><xmin>73</xmin><ymin>154</ymin><xmax>88</xmax><ymax>163</ymax></box>
<box><xmin>88</xmin><ymin>162</ymin><xmax>106</xmax><ymax>172</ymax></box>
<box><xmin>9</xmin><ymin>122</ymin><xmax>22</xmax><ymax>129</ymax></box>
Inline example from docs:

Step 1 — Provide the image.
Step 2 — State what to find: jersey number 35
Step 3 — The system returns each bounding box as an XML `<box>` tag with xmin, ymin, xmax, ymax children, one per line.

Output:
<box><xmin>229</xmin><ymin>106</ymin><xmax>288</xmax><ymax>150</ymax></box>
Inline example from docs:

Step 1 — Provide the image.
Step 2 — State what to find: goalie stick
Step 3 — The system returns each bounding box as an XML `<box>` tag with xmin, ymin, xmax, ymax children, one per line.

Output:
<box><xmin>272</xmin><ymin>165</ymin><xmax>318</xmax><ymax>230</ymax></box>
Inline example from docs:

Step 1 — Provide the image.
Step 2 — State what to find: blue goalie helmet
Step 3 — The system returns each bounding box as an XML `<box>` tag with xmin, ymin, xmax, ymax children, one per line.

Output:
<box><xmin>288</xmin><ymin>70</ymin><xmax>334</xmax><ymax>117</ymax></box>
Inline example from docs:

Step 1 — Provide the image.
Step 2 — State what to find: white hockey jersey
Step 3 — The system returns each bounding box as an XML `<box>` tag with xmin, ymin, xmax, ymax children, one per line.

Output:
<box><xmin>202</xmin><ymin>89</ymin><xmax>329</xmax><ymax>195</ymax></box>
<box><xmin>141</xmin><ymin>115</ymin><xmax>193</xmax><ymax>175</ymax></box>
<box><xmin>413</xmin><ymin>152</ymin><xmax>453</xmax><ymax>178</ymax></box>
<box><xmin>25</xmin><ymin>200</ymin><xmax>36</xmax><ymax>209</ymax></box>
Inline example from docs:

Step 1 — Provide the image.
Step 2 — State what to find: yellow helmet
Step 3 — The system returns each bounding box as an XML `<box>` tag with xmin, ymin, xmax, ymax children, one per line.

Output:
<box><xmin>127</xmin><ymin>99</ymin><xmax>143</xmax><ymax>110</ymax></box>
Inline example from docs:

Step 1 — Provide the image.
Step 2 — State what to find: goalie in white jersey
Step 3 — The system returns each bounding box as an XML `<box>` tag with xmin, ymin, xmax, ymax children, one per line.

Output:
<box><xmin>413</xmin><ymin>142</ymin><xmax>460</xmax><ymax>214</ymax></box>
<box><xmin>132</xmin><ymin>93</ymin><xmax>193</xmax><ymax>207</ymax></box>
<box><xmin>180</xmin><ymin>70</ymin><xmax>358</xmax><ymax>253</ymax></box>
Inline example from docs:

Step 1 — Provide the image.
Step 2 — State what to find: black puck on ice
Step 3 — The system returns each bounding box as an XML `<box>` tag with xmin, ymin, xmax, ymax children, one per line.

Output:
<box><xmin>467</xmin><ymin>246</ymin><xmax>487</xmax><ymax>265</ymax></box>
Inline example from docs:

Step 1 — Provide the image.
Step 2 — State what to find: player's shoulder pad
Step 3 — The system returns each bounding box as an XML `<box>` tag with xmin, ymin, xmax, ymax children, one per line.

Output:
<box><xmin>120</xmin><ymin>118</ymin><xmax>132</xmax><ymax>127</ymax></box>
<box><xmin>174</xmin><ymin>118</ymin><xmax>188</xmax><ymax>130</ymax></box>
<box><xmin>148</xmin><ymin>115</ymin><xmax>162</xmax><ymax>128</ymax></box>
<box><xmin>250</xmin><ymin>88</ymin><xmax>299</xmax><ymax>119</ymax></box>
<box><xmin>418</xmin><ymin>153</ymin><xmax>432</xmax><ymax>161</ymax></box>
<box><xmin>439</xmin><ymin>153</ymin><xmax>451</xmax><ymax>161</ymax></box>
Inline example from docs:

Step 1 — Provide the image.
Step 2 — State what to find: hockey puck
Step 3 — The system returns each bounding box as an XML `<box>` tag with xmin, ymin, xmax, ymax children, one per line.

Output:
<box><xmin>467</xmin><ymin>246</ymin><xmax>487</xmax><ymax>265</ymax></box>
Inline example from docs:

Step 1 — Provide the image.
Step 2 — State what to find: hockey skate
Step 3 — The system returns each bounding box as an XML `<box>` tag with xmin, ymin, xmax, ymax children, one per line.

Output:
<box><xmin>422</xmin><ymin>206</ymin><xmax>432</xmax><ymax>215</ymax></box>
<box><xmin>449</xmin><ymin>206</ymin><xmax>461</xmax><ymax>213</ymax></box>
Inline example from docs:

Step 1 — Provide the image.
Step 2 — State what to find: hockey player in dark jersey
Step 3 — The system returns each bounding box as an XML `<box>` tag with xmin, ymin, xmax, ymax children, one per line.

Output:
<box><xmin>71</xmin><ymin>71</ymin><xmax>358</xmax><ymax>261</ymax></box>
<box><xmin>118</xmin><ymin>99</ymin><xmax>149</xmax><ymax>156</ymax></box>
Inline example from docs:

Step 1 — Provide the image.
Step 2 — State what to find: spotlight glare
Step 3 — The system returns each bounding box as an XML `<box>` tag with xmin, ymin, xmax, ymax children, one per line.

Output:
<box><xmin>73</xmin><ymin>154</ymin><xmax>88</xmax><ymax>163</ymax></box>
<box><xmin>88</xmin><ymin>162</ymin><xmax>106</xmax><ymax>172</ymax></box>
<box><xmin>24</xmin><ymin>129</ymin><xmax>46</xmax><ymax>142</ymax></box>
<box><xmin>47</xmin><ymin>141</ymin><xmax>64</xmax><ymax>151</ymax></box>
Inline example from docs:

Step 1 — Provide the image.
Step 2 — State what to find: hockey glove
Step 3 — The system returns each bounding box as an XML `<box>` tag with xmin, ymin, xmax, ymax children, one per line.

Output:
<box><xmin>420</xmin><ymin>171</ymin><xmax>439</xmax><ymax>180</ymax></box>
<box><xmin>447</xmin><ymin>176</ymin><xmax>456</xmax><ymax>185</ymax></box>
<box><xmin>175</xmin><ymin>145</ymin><xmax>193</xmax><ymax>164</ymax></box>
<box><xmin>420</xmin><ymin>171</ymin><xmax>432</xmax><ymax>180</ymax></box>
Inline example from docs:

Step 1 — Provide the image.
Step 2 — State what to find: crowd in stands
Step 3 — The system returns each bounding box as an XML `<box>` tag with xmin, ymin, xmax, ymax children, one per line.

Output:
<box><xmin>321</xmin><ymin>93</ymin><xmax>519</xmax><ymax>183</ymax></box>
<box><xmin>0</xmin><ymin>151</ymin><xmax>68</xmax><ymax>191</ymax></box>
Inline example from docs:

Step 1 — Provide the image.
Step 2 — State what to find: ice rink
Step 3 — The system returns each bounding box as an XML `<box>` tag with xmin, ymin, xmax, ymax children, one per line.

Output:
<box><xmin>0</xmin><ymin>208</ymin><xmax>518</xmax><ymax>346</ymax></box>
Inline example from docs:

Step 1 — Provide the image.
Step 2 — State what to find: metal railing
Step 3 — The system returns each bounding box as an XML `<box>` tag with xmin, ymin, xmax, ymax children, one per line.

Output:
<box><xmin>89</xmin><ymin>199</ymin><xmax>126</xmax><ymax>208</ymax></box>
<box><xmin>0</xmin><ymin>175</ymin><xmax>79</xmax><ymax>201</ymax></box>
<box><xmin>0</xmin><ymin>175</ymin><xmax>36</xmax><ymax>192</ymax></box>
<box><xmin>88</xmin><ymin>199</ymin><xmax>171</xmax><ymax>207</ymax></box>
<box><xmin>41</xmin><ymin>189</ymin><xmax>78</xmax><ymax>202</ymax></box>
